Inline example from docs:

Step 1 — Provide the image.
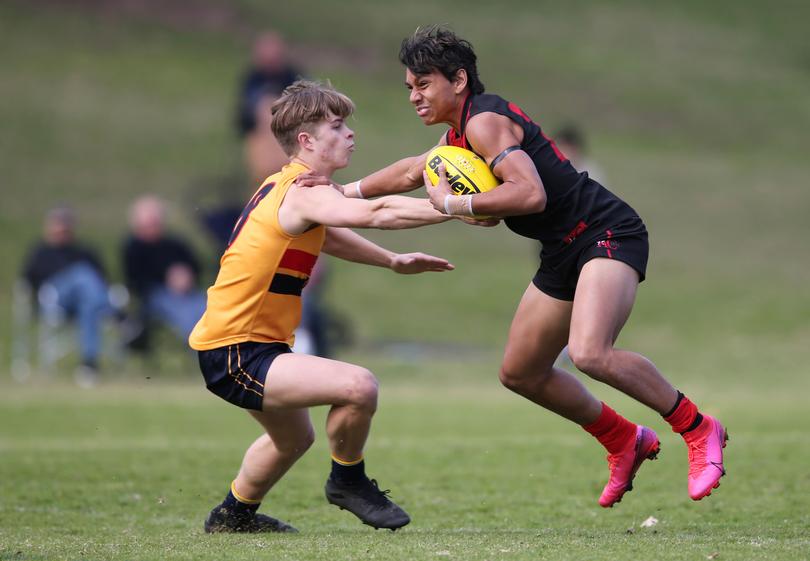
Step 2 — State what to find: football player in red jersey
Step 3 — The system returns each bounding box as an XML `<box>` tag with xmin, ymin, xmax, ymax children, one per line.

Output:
<box><xmin>302</xmin><ymin>26</ymin><xmax>728</xmax><ymax>507</ymax></box>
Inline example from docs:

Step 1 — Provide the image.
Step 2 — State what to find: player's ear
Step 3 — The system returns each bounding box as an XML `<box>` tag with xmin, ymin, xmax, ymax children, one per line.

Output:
<box><xmin>452</xmin><ymin>69</ymin><xmax>468</xmax><ymax>94</ymax></box>
<box><xmin>297</xmin><ymin>130</ymin><xmax>315</xmax><ymax>152</ymax></box>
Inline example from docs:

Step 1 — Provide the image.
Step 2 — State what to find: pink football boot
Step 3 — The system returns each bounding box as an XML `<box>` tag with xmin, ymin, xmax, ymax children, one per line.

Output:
<box><xmin>599</xmin><ymin>425</ymin><xmax>661</xmax><ymax>508</ymax></box>
<box><xmin>684</xmin><ymin>415</ymin><xmax>728</xmax><ymax>500</ymax></box>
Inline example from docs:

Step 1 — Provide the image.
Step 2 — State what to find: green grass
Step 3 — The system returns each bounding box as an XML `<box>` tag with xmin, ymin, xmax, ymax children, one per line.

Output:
<box><xmin>1</xmin><ymin>363</ymin><xmax>809</xmax><ymax>561</ymax></box>
<box><xmin>1</xmin><ymin>0</ymin><xmax>809</xmax><ymax>559</ymax></box>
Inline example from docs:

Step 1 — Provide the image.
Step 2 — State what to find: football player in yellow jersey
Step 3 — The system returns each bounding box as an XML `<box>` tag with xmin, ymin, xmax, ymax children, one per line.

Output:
<box><xmin>191</xmin><ymin>80</ymin><xmax>453</xmax><ymax>533</ymax></box>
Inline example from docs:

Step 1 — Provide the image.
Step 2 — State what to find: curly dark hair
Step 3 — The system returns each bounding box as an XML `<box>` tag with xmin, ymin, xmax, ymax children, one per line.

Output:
<box><xmin>399</xmin><ymin>25</ymin><xmax>485</xmax><ymax>95</ymax></box>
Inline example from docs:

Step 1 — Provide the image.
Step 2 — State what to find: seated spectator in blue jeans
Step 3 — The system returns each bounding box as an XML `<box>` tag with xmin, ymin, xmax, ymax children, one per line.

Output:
<box><xmin>22</xmin><ymin>207</ymin><xmax>113</xmax><ymax>382</ymax></box>
<box><xmin>123</xmin><ymin>195</ymin><xmax>206</xmax><ymax>345</ymax></box>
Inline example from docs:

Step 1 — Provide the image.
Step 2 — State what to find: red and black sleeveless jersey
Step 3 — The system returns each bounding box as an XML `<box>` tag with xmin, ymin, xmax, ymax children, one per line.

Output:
<box><xmin>446</xmin><ymin>93</ymin><xmax>639</xmax><ymax>250</ymax></box>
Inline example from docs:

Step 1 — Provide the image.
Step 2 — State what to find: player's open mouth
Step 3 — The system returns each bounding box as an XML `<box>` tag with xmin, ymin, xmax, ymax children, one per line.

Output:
<box><xmin>415</xmin><ymin>106</ymin><xmax>430</xmax><ymax>117</ymax></box>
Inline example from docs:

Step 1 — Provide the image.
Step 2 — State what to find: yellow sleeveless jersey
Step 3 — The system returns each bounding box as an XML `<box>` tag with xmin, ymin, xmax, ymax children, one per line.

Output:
<box><xmin>189</xmin><ymin>162</ymin><xmax>325</xmax><ymax>350</ymax></box>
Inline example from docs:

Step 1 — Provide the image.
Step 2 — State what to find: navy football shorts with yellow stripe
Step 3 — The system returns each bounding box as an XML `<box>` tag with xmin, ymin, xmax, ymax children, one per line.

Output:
<box><xmin>197</xmin><ymin>342</ymin><xmax>291</xmax><ymax>411</ymax></box>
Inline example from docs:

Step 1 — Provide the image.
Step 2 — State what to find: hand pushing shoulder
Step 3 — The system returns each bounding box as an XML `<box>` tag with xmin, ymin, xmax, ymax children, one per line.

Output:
<box><xmin>279</xmin><ymin>183</ymin><xmax>338</xmax><ymax>235</ymax></box>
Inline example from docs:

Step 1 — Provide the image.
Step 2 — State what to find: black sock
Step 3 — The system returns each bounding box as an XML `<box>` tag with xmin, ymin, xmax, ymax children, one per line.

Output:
<box><xmin>680</xmin><ymin>413</ymin><xmax>704</xmax><ymax>435</ymax></box>
<box><xmin>221</xmin><ymin>489</ymin><xmax>260</xmax><ymax>516</ymax></box>
<box><xmin>331</xmin><ymin>459</ymin><xmax>367</xmax><ymax>484</ymax></box>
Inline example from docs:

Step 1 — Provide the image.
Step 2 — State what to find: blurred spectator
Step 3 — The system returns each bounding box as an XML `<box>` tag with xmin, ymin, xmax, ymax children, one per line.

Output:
<box><xmin>236</xmin><ymin>31</ymin><xmax>301</xmax><ymax>185</ymax></box>
<box><xmin>193</xmin><ymin>32</ymin><xmax>302</xmax><ymax>264</ymax></box>
<box><xmin>21</xmin><ymin>207</ymin><xmax>117</xmax><ymax>385</ymax></box>
<box><xmin>194</xmin><ymin>173</ymin><xmax>244</xmax><ymax>259</ymax></box>
<box><xmin>123</xmin><ymin>195</ymin><xmax>206</xmax><ymax>347</ymax></box>
<box><xmin>555</xmin><ymin>123</ymin><xmax>607</xmax><ymax>184</ymax></box>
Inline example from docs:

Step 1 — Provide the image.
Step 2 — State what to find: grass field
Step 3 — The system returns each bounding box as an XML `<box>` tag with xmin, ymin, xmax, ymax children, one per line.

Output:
<box><xmin>1</xmin><ymin>0</ymin><xmax>809</xmax><ymax>559</ymax></box>
<box><xmin>2</xmin><ymin>365</ymin><xmax>809</xmax><ymax>561</ymax></box>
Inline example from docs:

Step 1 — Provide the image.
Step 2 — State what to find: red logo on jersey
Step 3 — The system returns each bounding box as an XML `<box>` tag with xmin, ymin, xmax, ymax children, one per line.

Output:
<box><xmin>563</xmin><ymin>221</ymin><xmax>588</xmax><ymax>244</ymax></box>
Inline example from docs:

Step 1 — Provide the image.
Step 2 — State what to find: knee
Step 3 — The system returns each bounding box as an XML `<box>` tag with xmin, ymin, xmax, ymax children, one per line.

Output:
<box><xmin>345</xmin><ymin>368</ymin><xmax>378</xmax><ymax>412</ymax></box>
<box><xmin>75</xmin><ymin>271</ymin><xmax>108</xmax><ymax>300</ymax></box>
<box><xmin>567</xmin><ymin>342</ymin><xmax>611</xmax><ymax>379</ymax></box>
<box><xmin>499</xmin><ymin>361</ymin><xmax>536</xmax><ymax>394</ymax></box>
<box><xmin>80</xmin><ymin>292</ymin><xmax>111</xmax><ymax>315</ymax></box>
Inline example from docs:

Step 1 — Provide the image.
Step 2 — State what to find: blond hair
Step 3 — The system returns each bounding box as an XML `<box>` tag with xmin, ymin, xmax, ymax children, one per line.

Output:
<box><xmin>270</xmin><ymin>80</ymin><xmax>355</xmax><ymax>156</ymax></box>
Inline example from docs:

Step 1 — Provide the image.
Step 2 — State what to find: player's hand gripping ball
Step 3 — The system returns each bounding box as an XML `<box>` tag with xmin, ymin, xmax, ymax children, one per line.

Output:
<box><xmin>424</xmin><ymin>146</ymin><xmax>499</xmax><ymax>195</ymax></box>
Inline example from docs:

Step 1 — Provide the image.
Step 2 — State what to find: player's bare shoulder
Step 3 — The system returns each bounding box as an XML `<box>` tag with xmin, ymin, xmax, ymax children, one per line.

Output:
<box><xmin>279</xmin><ymin>181</ymin><xmax>339</xmax><ymax>235</ymax></box>
<box><xmin>466</xmin><ymin>112</ymin><xmax>524</xmax><ymax>157</ymax></box>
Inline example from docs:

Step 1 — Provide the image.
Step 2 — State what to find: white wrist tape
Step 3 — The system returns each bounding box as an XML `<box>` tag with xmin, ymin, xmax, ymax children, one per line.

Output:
<box><xmin>443</xmin><ymin>194</ymin><xmax>453</xmax><ymax>215</ymax></box>
<box><xmin>464</xmin><ymin>194</ymin><xmax>474</xmax><ymax>216</ymax></box>
<box><xmin>443</xmin><ymin>194</ymin><xmax>474</xmax><ymax>217</ymax></box>
<box><xmin>355</xmin><ymin>180</ymin><xmax>364</xmax><ymax>199</ymax></box>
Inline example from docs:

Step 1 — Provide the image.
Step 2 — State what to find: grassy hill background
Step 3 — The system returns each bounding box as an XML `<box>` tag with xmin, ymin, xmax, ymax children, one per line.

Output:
<box><xmin>1</xmin><ymin>0</ymin><xmax>808</xmax><ymax>376</ymax></box>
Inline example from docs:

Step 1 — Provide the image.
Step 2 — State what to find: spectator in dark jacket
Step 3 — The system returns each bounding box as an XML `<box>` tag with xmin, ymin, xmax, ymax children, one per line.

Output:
<box><xmin>237</xmin><ymin>31</ymin><xmax>301</xmax><ymax>186</ymax></box>
<box><xmin>123</xmin><ymin>195</ymin><xmax>206</xmax><ymax>343</ymax></box>
<box><xmin>22</xmin><ymin>207</ymin><xmax>113</xmax><ymax>382</ymax></box>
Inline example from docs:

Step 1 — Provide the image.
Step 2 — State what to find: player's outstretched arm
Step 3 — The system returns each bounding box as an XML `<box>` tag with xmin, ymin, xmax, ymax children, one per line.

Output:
<box><xmin>323</xmin><ymin>227</ymin><xmax>454</xmax><ymax>274</ymax></box>
<box><xmin>344</xmin><ymin>151</ymin><xmax>430</xmax><ymax>198</ymax></box>
<box><xmin>280</xmin><ymin>183</ymin><xmax>451</xmax><ymax>235</ymax></box>
<box><xmin>294</xmin><ymin>154</ymin><xmax>429</xmax><ymax>199</ymax></box>
<box><xmin>348</xmin><ymin>133</ymin><xmax>445</xmax><ymax>198</ymax></box>
<box><xmin>296</xmin><ymin>134</ymin><xmax>446</xmax><ymax>198</ymax></box>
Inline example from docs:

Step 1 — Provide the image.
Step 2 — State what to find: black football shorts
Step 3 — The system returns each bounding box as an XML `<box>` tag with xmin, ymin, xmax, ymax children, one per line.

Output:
<box><xmin>533</xmin><ymin>217</ymin><xmax>649</xmax><ymax>301</ymax></box>
<box><xmin>197</xmin><ymin>341</ymin><xmax>291</xmax><ymax>411</ymax></box>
